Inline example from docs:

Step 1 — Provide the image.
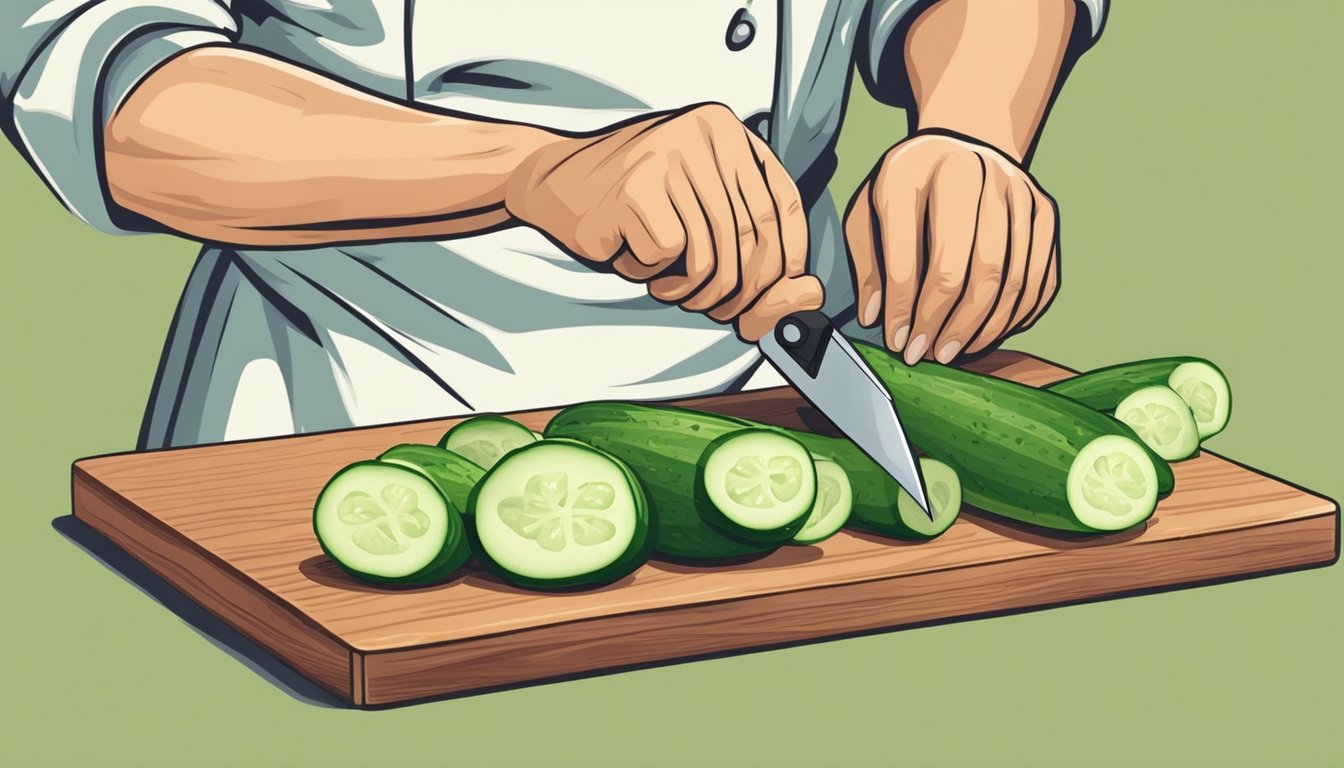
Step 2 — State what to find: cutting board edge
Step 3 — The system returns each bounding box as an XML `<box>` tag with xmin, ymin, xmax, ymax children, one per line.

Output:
<box><xmin>334</xmin><ymin>501</ymin><xmax>1341</xmax><ymax>654</ymax></box>
<box><xmin>70</xmin><ymin>464</ymin><xmax>366</xmax><ymax>704</ymax></box>
<box><xmin>347</xmin><ymin>510</ymin><xmax>1338</xmax><ymax>707</ymax></box>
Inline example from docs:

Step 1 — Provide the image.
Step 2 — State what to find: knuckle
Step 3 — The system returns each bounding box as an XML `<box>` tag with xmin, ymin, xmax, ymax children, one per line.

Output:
<box><xmin>931</xmin><ymin>267</ymin><xmax>966</xmax><ymax>293</ymax></box>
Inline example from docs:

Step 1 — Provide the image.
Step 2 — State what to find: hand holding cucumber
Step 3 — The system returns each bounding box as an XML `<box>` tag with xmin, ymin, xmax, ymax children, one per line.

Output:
<box><xmin>505</xmin><ymin>102</ymin><xmax>823</xmax><ymax>341</ymax></box>
<box><xmin>847</xmin><ymin>132</ymin><xmax>1061</xmax><ymax>365</ymax></box>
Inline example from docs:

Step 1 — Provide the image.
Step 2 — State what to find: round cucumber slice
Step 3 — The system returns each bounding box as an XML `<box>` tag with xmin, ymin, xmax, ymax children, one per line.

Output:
<box><xmin>441</xmin><ymin>415</ymin><xmax>539</xmax><ymax>470</ymax></box>
<box><xmin>1167</xmin><ymin>361</ymin><xmax>1231</xmax><ymax>439</ymax></box>
<box><xmin>894</xmin><ymin>458</ymin><xmax>962</xmax><ymax>538</ymax></box>
<box><xmin>1066</xmin><ymin>435</ymin><xmax>1159</xmax><ymax>531</ymax></box>
<box><xmin>1114</xmin><ymin>386</ymin><xmax>1200</xmax><ymax>461</ymax></box>
<box><xmin>699</xmin><ymin>428</ymin><xmax>817</xmax><ymax>541</ymax></box>
<box><xmin>792</xmin><ymin>457</ymin><xmax>853</xmax><ymax>544</ymax></box>
<box><xmin>470</xmin><ymin>439</ymin><xmax>651</xmax><ymax>589</ymax></box>
<box><xmin>313</xmin><ymin>461</ymin><xmax>470</xmax><ymax>585</ymax></box>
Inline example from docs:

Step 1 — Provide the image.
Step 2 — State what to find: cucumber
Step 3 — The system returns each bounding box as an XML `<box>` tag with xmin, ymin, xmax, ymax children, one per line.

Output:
<box><xmin>788</xmin><ymin>429</ymin><xmax>961</xmax><ymax>539</ymax></box>
<box><xmin>378</xmin><ymin>444</ymin><xmax>484</xmax><ymax>514</ymax></box>
<box><xmin>468</xmin><ymin>438</ymin><xmax>652</xmax><ymax>589</ymax></box>
<box><xmin>1047</xmin><ymin>357</ymin><xmax>1231</xmax><ymax>439</ymax></box>
<box><xmin>1112</xmin><ymin>386</ymin><xmax>1200</xmax><ymax>461</ymax></box>
<box><xmin>854</xmin><ymin>341</ymin><xmax>1162</xmax><ymax>533</ymax></box>
<box><xmin>545</xmin><ymin>403</ymin><xmax>816</xmax><ymax>559</ymax></box>
<box><xmin>440</xmin><ymin>414</ymin><xmax>539</xmax><ymax>469</ymax></box>
<box><xmin>791</xmin><ymin>457</ymin><xmax>853</xmax><ymax>544</ymax></box>
<box><xmin>313</xmin><ymin>461</ymin><xmax>471</xmax><ymax>586</ymax></box>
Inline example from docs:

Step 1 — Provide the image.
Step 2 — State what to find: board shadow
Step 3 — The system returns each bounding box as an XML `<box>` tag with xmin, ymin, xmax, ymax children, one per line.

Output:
<box><xmin>52</xmin><ymin>515</ymin><xmax>348</xmax><ymax>709</ymax></box>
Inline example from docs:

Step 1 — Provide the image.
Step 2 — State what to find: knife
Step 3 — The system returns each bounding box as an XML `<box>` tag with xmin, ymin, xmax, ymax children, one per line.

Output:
<box><xmin>757</xmin><ymin>310</ymin><xmax>932</xmax><ymax>518</ymax></box>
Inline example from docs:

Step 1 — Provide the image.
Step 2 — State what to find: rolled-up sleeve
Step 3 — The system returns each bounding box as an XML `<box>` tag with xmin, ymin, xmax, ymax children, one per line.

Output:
<box><xmin>2</xmin><ymin>1</ymin><xmax>238</xmax><ymax>234</ymax></box>
<box><xmin>858</xmin><ymin>0</ymin><xmax>1108</xmax><ymax>108</ymax></box>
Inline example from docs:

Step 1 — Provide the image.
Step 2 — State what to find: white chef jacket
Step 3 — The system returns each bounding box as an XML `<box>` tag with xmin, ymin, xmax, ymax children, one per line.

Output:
<box><xmin>3</xmin><ymin>0</ymin><xmax>1106</xmax><ymax>449</ymax></box>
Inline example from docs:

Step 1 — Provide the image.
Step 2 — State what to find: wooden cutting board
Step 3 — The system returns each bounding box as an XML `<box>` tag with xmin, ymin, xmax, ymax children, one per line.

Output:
<box><xmin>71</xmin><ymin>351</ymin><xmax>1339</xmax><ymax>707</ymax></box>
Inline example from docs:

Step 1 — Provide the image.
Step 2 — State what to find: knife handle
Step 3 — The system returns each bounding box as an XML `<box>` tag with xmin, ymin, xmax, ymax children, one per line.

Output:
<box><xmin>735</xmin><ymin>275</ymin><xmax>825</xmax><ymax>343</ymax></box>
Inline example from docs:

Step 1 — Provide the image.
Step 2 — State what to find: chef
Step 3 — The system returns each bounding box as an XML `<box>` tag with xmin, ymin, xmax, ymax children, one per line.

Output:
<box><xmin>3</xmin><ymin>0</ymin><xmax>1105</xmax><ymax>449</ymax></box>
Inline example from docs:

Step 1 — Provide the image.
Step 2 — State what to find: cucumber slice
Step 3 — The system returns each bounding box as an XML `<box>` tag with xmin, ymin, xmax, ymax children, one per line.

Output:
<box><xmin>440</xmin><ymin>415</ymin><xmax>539</xmax><ymax>470</ymax></box>
<box><xmin>313</xmin><ymin>461</ymin><xmax>470</xmax><ymax>585</ymax></box>
<box><xmin>1113</xmin><ymin>386</ymin><xmax>1200</xmax><ymax>461</ymax></box>
<box><xmin>1066</xmin><ymin>435</ymin><xmax>1160</xmax><ymax>531</ymax></box>
<box><xmin>893</xmin><ymin>458</ymin><xmax>962</xmax><ymax>538</ymax></box>
<box><xmin>1168</xmin><ymin>362</ymin><xmax>1231</xmax><ymax>439</ymax></box>
<box><xmin>791</xmin><ymin>457</ymin><xmax>853</xmax><ymax>544</ymax></box>
<box><xmin>1047</xmin><ymin>357</ymin><xmax>1231</xmax><ymax>440</ymax></box>
<box><xmin>546</xmin><ymin>403</ymin><xmax>812</xmax><ymax>559</ymax></box>
<box><xmin>700</xmin><ymin>429</ymin><xmax>817</xmax><ymax>541</ymax></box>
<box><xmin>469</xmin><ymin>438</ymin><xmax>652</xmax><ymax>589</ymax></box>
<box><xmin>378</xmin><ymin>444</ymin><xmax>484</xmax><ymax>514</ymax></box>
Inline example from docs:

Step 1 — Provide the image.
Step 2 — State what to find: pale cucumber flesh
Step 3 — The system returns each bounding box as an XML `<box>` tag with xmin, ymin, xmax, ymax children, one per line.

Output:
<box><xmin>442</xmin><ymin>416</ymin><xmax>538</xmax><ymax>470</ymax></box>
<box><xmin>792</xmin><ymin>457</ymin><xmax>853</xmax><ymax>544</ymax></box>
<box><xmin>1066</xmin><ymin>435</ymin><xmax>1159</xmax><ymax>531</ymax></box>
<box><xmin>702</xmin><ymin>431</ymin><xmax>816</xmax><ymax>532</ymax></box>
<box><xmin>1168</xmin><ymin>362</ymin><xmax>1231</xmax><ymax>439</ymax></box>
<box><xmin>474</xmin><ymin>442</ymin><xmax>640</xmax><ymax>581</ymax></box>
<box><xmin>1114</xmin><ymin>386</ymin><xmax>1201</xmax><ymax>461</ymax></box>
<box><xmin>895</xmin><ymin>458</ymin><xmax>961</xmax><ymax>537</ymax></box>
<box><xmin>314</xmin><ymin>463</ymin><xmax>450</xmax><ymax>579</ymax></box>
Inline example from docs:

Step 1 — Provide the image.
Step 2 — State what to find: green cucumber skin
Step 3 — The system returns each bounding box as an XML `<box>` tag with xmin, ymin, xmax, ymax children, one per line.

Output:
<box><xmin>1045</xmin><ymin>357</ymin><xmax>1217</xmax><ymax>410</ymax></box>
<box><xmin>854</xmin><ymin>342</ymin><xmax>1160</xmax><ymax>533</ymax></box>
<box><xmin>545</xmin><ymin>403</ymin><xmax>786</xmax><ymax>560</ymax></box>
<box><xmin>786</xmin><ymin>431</ymin><xmax>941</xmax><ymax>539</ymax></box>
<box><xmin>438</xmin><ymin>414</ymin><xmax>537</xmax><ymax>468</ymax></box>
<box><xmin>1048</xmin><ymin>357</ymin><xmax>1229</xmax><ymax>446</ymax></box>
<box><xmin>378</xmin><ymin>444</ymin><xmax>484</xmax><ymax>514</ymax></box>
<box><xmin>313</xmin><ymin>461</ymin><xmax>472</xmax><ymax>587</ymax></box>
<box><xmin>466</xmin><ymin>438</ymin><xmax>655</xmax><ymax>590</ymax></box>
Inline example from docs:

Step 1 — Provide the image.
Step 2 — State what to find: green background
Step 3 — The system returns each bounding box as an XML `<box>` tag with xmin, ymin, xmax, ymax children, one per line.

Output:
<box><xmin>2</xmin><ymin>2</ymin><xmax>1340</xmax><ymax>766</ymax></box>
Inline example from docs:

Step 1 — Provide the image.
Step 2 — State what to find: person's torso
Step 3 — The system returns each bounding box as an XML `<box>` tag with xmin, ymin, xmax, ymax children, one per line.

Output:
<box><xmin>147</xmin><ymin>1</ymin><xmax>871</xmax><ymax>446</ymax></box>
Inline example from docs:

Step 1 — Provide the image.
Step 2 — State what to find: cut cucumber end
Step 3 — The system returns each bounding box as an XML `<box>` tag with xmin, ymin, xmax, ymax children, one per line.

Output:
<box><xmin>700</xmin><ymin>429</ymin><xmax>817</xmax><ymax>535</ymax></box>
<box><xmin>1167</xmin><ymin>362</ymin><xmax>1231</xmax><ymax>439</ymax></box>
<box><xmin>1066</xmin><ymin>435</ymin><xmax>1159</xmax><ymax>531</ymax></box>
<box><xmin>441</xmin><ymin>415</ymin><xmax>539</xmax><ymax>470</ymax></box>
<box><xmin>895</xmin><ymin>458</ymin><xmax>961</xmax><ymax>537</ymax></box>
<box><xmin>792</xmin><ymin>457</ymin><xmax>853</xmax><ymax>544</ymax></box>
<box><xmin>1114</xmin><ymin>386</ymin><xmax>1201</xmax><ymax>461</ymax></box>
<box><xmin>471</xmin><ymin>439</ymin><xmax>649</xmax><ymax>586</ymax></box>
<box><xmin>313</xmin><ymin>462</ymin><xmax>456</xmax><ymax>581</ymax></box>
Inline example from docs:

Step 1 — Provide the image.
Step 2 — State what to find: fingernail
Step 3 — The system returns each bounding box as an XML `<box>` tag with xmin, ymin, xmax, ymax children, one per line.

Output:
<box><xmin>889</xmin><ymin>325</ymin><xmax>909</xmax><ymax>351</ymax></box>
<box><xmin>903</xmin><ymin>333</ymin><xmax>927</xmax><ymax>365</ymax></box>
<box><xmin>862</xmin><ymin>295</ymin><xmax>881</xmax><ymax>326</ymax></box>
<box><xmin>936</xmin><ymin>340</ymin><xmax>962</xmax><ymax>364</ymax></box>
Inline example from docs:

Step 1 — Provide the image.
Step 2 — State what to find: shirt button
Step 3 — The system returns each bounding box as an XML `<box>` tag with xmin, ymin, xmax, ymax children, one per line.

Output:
<box><xmin>726</xmin><ymin>7</ymin><xmax>756</xmax><ymax>51</ymax></box>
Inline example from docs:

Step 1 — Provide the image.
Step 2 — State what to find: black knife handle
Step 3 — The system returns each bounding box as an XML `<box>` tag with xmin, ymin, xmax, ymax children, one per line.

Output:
<box><xmin>774</xmin><ymin>310</ymin><xmax>832</xmax><ymax>378</ymax></box>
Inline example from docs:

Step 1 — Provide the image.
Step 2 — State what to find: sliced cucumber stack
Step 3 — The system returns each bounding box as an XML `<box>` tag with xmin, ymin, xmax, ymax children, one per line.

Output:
<box><xmin>1048</xmin><ymin>357</ymin><xmax>1231</xmax><ymax>440</ymax></box>
<box><xmin>313</xmin><ymin>461</ymin><xmax>471</xmax><ymax>585</ymax></box>
<box><xmin>469</xmin><ymin>439</ymin><xmax>653</xmax><ymax>589</ymax></box>
<box><xmin>778</xmin><ymin>429</ymin><xmax>963</xmax><ymax>540</ymax></box>
<box><xmin>1112</xmin><ymin>386</ymin><xmax>1201</xmax><ymax>461</ymax></box>
<box><xmin>378</xmin><ymin>443</ymin><xmax>484</xmax><ymax>514</ymax></box>
<box><xmin>791</xmin><ymin>457</ymin><xmax>853</xmax><ymax>544</ymax></box>
<box><xmin>546</xmin><ymin>403</ymin><xmax>816</xmax><ymax>559</ymax></box>
<box><xmin>441</xmin><ymin>414</ymin><xmax>539</xmax><ymax>469</ymax></box>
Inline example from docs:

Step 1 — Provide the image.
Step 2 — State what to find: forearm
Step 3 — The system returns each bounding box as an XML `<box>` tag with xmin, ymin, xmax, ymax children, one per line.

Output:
<box><xmin>903</xmin><ymin>0</ymin><xmax>1078</xmax><ymax>162</ymax></box>
<box><xmin>104</xmin><ymin>47</ymin><xmax>559</xmax><ymax>246</ymax></box>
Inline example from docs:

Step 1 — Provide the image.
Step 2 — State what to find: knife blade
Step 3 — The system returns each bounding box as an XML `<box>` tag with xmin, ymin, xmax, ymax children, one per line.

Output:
<box><xmin>757</xmin><ymin>310</ymin><xmax>931</xmax><ymax>518</ymax></box>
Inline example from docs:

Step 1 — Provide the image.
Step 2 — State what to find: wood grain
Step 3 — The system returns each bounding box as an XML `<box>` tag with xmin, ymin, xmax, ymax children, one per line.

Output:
<box><xmin>70</xmin><ymin>351</ymin><xmax>1340</xmax><ymax>707</ymax></box>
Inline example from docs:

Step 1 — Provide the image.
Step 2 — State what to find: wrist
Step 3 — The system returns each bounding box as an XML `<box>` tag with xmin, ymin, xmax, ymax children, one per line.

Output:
<box><xmin>502</xmin><ymin>128</ymin><xmax>591</xmax><ymax>221</ymax></box>
<box><xmin>908</xmin><ymin>126</ymin><xmax>1029</xmax><ymax>170</ymax></box>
